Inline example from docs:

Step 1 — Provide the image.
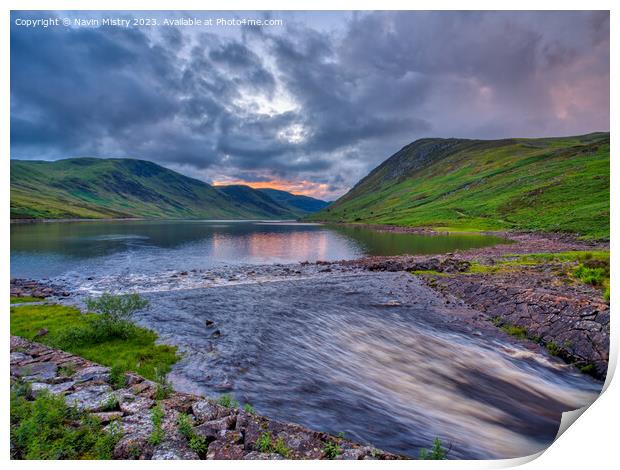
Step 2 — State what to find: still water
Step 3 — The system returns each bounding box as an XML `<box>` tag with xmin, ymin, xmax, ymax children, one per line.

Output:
<box><xmin>10</xmin><ymin>220</ymin><xmax>506</xmax><ymax>279</ymax></box>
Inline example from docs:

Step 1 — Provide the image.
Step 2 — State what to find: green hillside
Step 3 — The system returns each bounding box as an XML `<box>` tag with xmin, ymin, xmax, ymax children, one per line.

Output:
<box><xmin>10</xmin><ymin>158</ymin><xmax>326</xmax><ymax>221</ymax></box>
<box><xmin>309</xmin><ymin>133</ymin><xmax>609</xmax><ymax>239</ymax></box>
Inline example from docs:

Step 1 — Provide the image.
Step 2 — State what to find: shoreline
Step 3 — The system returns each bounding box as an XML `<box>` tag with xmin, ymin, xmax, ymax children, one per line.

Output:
<box><xmin>11</xmin><ymin>336</ymin><xmax>401</xmax><ymax>460</ymax></box>
<box><xmin>11</xmin><ymin>226</ymin><xmax>610</xmax><ymax>379</ymax></box>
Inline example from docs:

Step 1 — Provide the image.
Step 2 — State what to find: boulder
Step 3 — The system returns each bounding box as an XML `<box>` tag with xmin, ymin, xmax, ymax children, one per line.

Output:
<box><xmin>64</xmin><ymin>384</ymin><xmax>113</xmax><ymax>411</ymax></box>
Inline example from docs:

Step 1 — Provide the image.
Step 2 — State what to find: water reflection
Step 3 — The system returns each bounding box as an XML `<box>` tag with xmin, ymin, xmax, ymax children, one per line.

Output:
<box><xmin>11</xmin><ymin>220</ymin><xmax>507</xmax><ymax>279</ymax></box>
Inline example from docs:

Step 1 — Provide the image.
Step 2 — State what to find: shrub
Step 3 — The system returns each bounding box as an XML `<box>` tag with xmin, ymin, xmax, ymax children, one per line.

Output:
<box><xmin>323</xmin><ymin>440</ymin><xmax>341</xmax><ymax>459</ymax></box>
<box><xmin>574</xmin><ymin>265</ymin><xmax>607</xmax><ymax>287</ymax></box>
<box><xmin>102</xmin><ymin>394</ymin><xmax>119</xmax><ymax>412</ymax></box>
<box><xmin>176</xmin><ymin>413</ymin><xmax>208</xmax><ymax>458</ymax></box>
<box><xmin>58</xmin><ymin>363</ymin><xmax>76</xmax><ymax>377</ymax></box>
<box><xmin>217</xmin><ymin>394</ymin><xmax>239</xmax><ymax>409</ymax></box>
<box><xmin>189</xmin><ymin>435</ymin><xmax>208</xmax><ymax>456</ymax></box>
<box><xmin>148</xmin><ymin>405</ymin><xmax>165</xmax><ymax>446</ymax></box>
<box><xmin>109</xmin><ymin>364</ymin><xmax>127</xmax><ymax>390</ymax></box>
<box><xmin>243</xmin><ymin>403</ymin><xmax>256</xmax><ymax>414</ymax></box>
<box><xmin>10</xmin><ymin>389</ymin><xmax>121</xmax><ymax>459</ymax></box>
<box><xmin>177</xmin><ymin>414</ymin><xmax>194</xmax><ymax>440</ymax></box>
<box><xmin>256</xmin><ymin>431</ymin><xmax>290</xmax><ymax>457</ymax></box>
<box><xmin>10</xmin><ymin>303</ymin><xmax>178</xmax><ymax>382</ymax></box>
<box><xmin>419</xmin><ymin>438</ymin><xmax>448</xmax><ymax>460</ymax></box>
<box><xmin>86</xmin><ymin>292</ymin><xmax>149</xmax><ymax>324</ymax></box>
<box><xmin>546</xmin><ymin>341</ymin><xmax>560</xmax><ymax>356</ymax></box>
<box><xmin>153</xmin><ymin>368</ymin><xmax>173</xmax><ymax>400</ymax></box>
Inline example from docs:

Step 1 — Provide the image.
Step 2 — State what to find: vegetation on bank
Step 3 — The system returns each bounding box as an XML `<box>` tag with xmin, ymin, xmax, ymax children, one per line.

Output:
<box><xmin>10</xmin><ymin>294</ymin><xmax>178</xmax><ymax>381</ymax></box>
<box><xmin>10</xmin><ymin>296</ymin><xmax>43</xmax><ymax>304</ymax></box>
<box><xmin>309</xmin><ymin>133</ymin><xmax>609</xmax><ymax>239</ymax></box>
<box><xmin>467</xmin><ymin>250</ymin><xmax>610</xmax><ymax>300</ymax></box>
<box><xmin>10</xmin><ymin>383</ymin><xmax>121</xmax><ymax>459</ymax></box>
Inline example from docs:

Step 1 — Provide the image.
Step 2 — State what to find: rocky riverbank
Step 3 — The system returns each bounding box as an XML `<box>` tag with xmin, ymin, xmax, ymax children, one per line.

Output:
<box><xmin>10</xmin><ymin>336</ymin><xmax>402</xmax><ymax>460</ymax></box>
<box><xmin>11</xmin><ymin>278</ymin><xmax>70</xmax><ymax>299</ymax></box>
<box><xmin>328</xmin><ymin>230</ymin><xmax>610</xmax><ymax>379</ymax></box>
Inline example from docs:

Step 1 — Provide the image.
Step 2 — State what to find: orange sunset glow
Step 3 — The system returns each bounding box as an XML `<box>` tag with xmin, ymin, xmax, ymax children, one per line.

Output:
<box><xmin>213</xmin><ymin>179</ymin><xmax>332</xmax><ymax>200</ymax></box>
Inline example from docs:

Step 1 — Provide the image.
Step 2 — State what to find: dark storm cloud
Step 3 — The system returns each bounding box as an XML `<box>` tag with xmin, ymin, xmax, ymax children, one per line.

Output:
<box><xmin>10</xmin><ymin>11</ymin><xmax>609</xmax><ymax>198</ymax></box>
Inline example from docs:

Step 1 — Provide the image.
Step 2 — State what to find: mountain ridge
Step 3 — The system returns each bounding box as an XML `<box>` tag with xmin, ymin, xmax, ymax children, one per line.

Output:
<box><xmin>308</xmin><ymin>132</ymin><xmax>609</xmax><ymax>239</ymax></box>
<box><xmin>10</xmin><ymin>157</ymin><xmax>328</xmax><ymax>221</ymax></box>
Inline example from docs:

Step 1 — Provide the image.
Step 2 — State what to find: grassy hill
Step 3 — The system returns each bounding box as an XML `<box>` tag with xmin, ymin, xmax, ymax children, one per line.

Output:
<box><xmin>308</xmin><ymin>133</ymin><xmax>609</xmax><ymax>239</ymax></box>
<box><xmin>10</xmin><ymin>158</ymin><xmax>326</xmax><ymax>220</ymax></box>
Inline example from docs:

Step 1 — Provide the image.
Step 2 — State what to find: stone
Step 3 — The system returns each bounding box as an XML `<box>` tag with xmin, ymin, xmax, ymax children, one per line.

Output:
<box><xmin>18</xmin><ymin>362</ymin><xmax>57</xmax><ymax>382</ymax></box>
<box><xmin>152</xmin><ymin>440</ymin><xmax>200</xmax><ymax>460</ymax></box>
<box><xmin>34</xmin><ymin>328</ymin><xmax>49</xmax><ymax>338</ymax></box>
<box><xmin>119</xmin><ymin>394</ymin><xmax>155</xmax><ymax>414</ymax></box>
<box><xmin>206</xmin><ymin>440</ymin><xmax>245</xmax><ymax>460</ymax></box>
<box><xmin>242</xmin><ymin>451</ymin><xmax>285</xmax><ymax>460</ymax></box>
<box><xmin>205</xmin><ymin>320</ymin><xmax>216</xmax><ymax>328</ymax></box>
<box><xmin>161</xmin><ymin>393</ymin><xmax>196</xmax><ymax>413</ymax></box>
<box><xmin>194</xmin><ymin>415</ymin><xmax>237</xmax><ymax>440</ymax></box>
<box><xmin>65</xmin><ymin>384</ymin><xmax>113</xmax><ymax>411</ymax></box>
<box><xmin>74</xmin><ymin>365</ymin><xmax>111</xmax><ymax>383</ymax></box>
<box><xmin>191</xmin><ymin>400</ymin><xmax>233</xmax><ymax>423</ymax></box>
<box><xmin>31</xmin><ymin>381</ymin><xmax>75</xmax><ymax>396</ymax></box>
<box><xmin>10</xmin><ymin>352</ymin><xmax>31</xmax><ymax>365</ymax></box>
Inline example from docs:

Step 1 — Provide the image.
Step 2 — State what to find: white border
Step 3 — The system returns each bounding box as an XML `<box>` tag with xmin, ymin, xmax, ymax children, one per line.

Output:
<box><xmin>2</xmin><ymin>1</ymin><xmax>616</xmax><ymax>468</ymax></box>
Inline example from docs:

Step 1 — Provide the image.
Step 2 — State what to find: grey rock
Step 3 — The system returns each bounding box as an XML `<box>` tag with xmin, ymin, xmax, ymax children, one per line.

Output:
<box><xmin>65</xmin><ymin>384</ymin><xmax>112</xmax><ymax>411</ymax></box>
<box><xmin>10</xmin><ymin>352</ymin><xmax>31</xmax><ymax>364</ymax></box>
<box><xmin>74</xmin><ymin>365</ymin><xmax>111</xmax><ymax>383</ymax></box>
<box><xmin>152</xmin><ymin>440</ymin><xmax>200</xmax><ymax>460</ymax></box>
<box><xmin>242</xmin><ymin>451</ymin><xmax>285</xmax><ymax>460</ymax></box>
<box><xmin>191</xmin><ymin>400</ymin><xmax>232</xmax><ymax>423</ymax></box>
<box><xmin>19</xmin><ymin>362</ymin><xmax>57</xmax><ymax>381</ymax></box>
<box><xmin>31</xmin><ymin>381</ymin><xmax>75</xmax><ymax>396</ymax></box>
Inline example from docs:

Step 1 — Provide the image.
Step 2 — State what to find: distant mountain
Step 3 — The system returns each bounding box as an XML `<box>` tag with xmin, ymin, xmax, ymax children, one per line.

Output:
<box><xmin>308</xmin><ymin>132</ymin><xmax>609</xmax><ymax>239</ymax></box>
<box><xmin>10</xmin><ymin>158</ymin><xmax>328</xmax><ymax>220</ymax></box>
<box><xmin>256</xmin><ymin>188</ymin><xmax>330</xmax><ymax>216</ymax></box>
<box><xmin>216</xmin><ymin>185</ymin><xmax>298</xmax><ymax>219</ymax></box>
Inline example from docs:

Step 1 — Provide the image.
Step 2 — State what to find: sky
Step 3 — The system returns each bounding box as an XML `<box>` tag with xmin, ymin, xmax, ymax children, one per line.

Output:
<box><xmin>10</xmin><ymin>11</ymin><xmax>610</xmax><ymax>200</ymax></box>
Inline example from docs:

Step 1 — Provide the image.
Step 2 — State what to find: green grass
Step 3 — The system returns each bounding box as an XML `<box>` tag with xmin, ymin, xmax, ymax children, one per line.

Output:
<box><xmin>10</xmin><ymin>296</ymin><xmax>44</xmax><ymax>304</ymax></box>
<box><xmin>323</xmin><ymin>440</ymin><xmax>341</xmax><ymax>459</ymax></box>
<box><xmin>466</xmin><ymin>251</ymin><xmax>609</xmax><ymax>300</ymax></box>
<box><xmin>256</xmin><ymin>431</ymin><xmax>291</xmax><ymax>458</ymax></box>
<box><xmin>10</xmin><ymin>303</ymin><xmax>178</xmax><ymax>381</ymax></box>
<box><xmin>216</xmin><ymin>393</ymin><xmax>239</xmax><ymax>409</ymax></box>
<box><xmin>10</xmin><ymin>157</ymin><xmax>325</xmax><ymax>221</ymax></box>
<box><xmin>309</xmin><ymin>133</ymin><xmax>609</xmax><ymax>239</ymax></box>
<box><xmin>10</xmin><ymin>386</ymin><xmax>121</xmax><ymax>459</ymax></box>
<box><xmin>419</xmin><ymin>438</ymin><xmax>448</xmax><ymax>460</ymax></box>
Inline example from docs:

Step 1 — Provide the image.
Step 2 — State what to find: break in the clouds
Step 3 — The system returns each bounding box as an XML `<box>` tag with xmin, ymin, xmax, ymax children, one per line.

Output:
<box><xmin>10</xmin><ymin>11</ymin><xmax>609</xmax><ymax>199</ymax></box>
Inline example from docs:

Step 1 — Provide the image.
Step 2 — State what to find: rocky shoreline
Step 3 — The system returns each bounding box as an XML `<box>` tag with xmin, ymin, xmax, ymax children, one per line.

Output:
<box><xmin>331</xmin><ymin>230</ymin><xmax>610</xmax><ymax>379</ymax></box>
<box><xmin>10</xmin><ymin>336</ymin><xmax>401</xmax><ymax>460</ymax></box>
<box><xmin>11</xmin><ymin>230</ymin><xmax>610</xmax><ymax>379</ymax></box>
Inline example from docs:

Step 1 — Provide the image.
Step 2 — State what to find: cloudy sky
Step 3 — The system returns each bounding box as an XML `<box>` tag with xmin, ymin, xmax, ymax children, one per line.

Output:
<box><xmin>10</xmin><ymin>11</ymin><xmax>609</xmax><ymax>199</ymax></box>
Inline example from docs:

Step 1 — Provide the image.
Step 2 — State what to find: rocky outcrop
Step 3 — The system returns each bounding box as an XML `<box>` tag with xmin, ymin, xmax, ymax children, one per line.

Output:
<box><xmin>421</xmin><ymin>267</ymin><xmax>609</xmax><ymax>378</ymax></box>
<box><xmin>11</xmin><ymin>278</ymin><xmax>70</xmax><ymax>299</ymax></box>
<box><xmin>10</xmin><ymin>336</ymin><xmax>403</xmax><ymax>460</ymax></box>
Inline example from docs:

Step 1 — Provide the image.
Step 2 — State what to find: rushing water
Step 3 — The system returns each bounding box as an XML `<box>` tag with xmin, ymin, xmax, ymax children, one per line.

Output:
<box><xmin>128</xmin><ymin>272</ymin><xmax>601</xmax><ymax>460</ymax></box>
<box><xmin>10</xmin><ymin>220</ymin><xmax>506</xmax><ymax>280</ymax></box>
<box><xmin>11</xmin><ymin>220</ymin><xmax>601</xmax><ymax>459</ymax></box>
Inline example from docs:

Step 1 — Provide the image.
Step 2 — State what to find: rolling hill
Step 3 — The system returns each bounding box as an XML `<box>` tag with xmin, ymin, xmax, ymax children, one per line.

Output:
<box><xmin>308</xmin><ymin>132</ymin><xmax>609</xmax><ymax>239</ymax></box>
<box><xmin>10</xmin><ymin>158</ymin><xmax>327</xmax><ymax>221</ymax></box>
